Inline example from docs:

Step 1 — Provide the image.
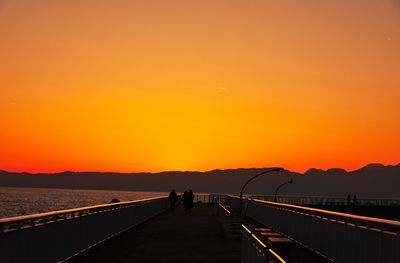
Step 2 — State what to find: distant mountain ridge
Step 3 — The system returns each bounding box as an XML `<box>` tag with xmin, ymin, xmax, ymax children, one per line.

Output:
<box><xmin>0</xmin><ymin>164</ymin><xmax>399</xmax><ymax>198</ymax></box>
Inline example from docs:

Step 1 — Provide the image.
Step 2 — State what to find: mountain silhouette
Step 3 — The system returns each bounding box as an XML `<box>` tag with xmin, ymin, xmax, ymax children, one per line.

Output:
<box><xmin>304</xmin><ymin>168</ymin><xmax>325</xmax><ymax>176</ymax></box>
<box><xmin>0</xmin><ymin>164</ymin><xmax>399</xmax><ymax>198</ymax></box>
<box><xmin>355</xmin><ymin>163</ymin><xmax>386</xmax><ymax>174</ymax></box>
<box><xmin>326</xmin><ymin>168</ymin><xmax>347</xmax><ymax>176</ymax></box>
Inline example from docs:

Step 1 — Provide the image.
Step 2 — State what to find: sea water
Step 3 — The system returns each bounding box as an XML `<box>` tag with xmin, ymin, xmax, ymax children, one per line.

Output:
<box><xmin>0</xmin><ymin>186</ymin><xmax>169</xmax><ymax>219</ymax></box>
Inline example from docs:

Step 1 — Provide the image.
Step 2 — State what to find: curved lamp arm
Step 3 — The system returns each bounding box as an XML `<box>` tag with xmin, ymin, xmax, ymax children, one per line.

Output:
<box><xmin>239</xmin><ymin>167</ymin><xmax>284</xmax><ymax>214</ymax></box>
<box><xmin>274</xmin><ymin>179</ymin><xmax>293</xmax><ymax>202</ymax></box>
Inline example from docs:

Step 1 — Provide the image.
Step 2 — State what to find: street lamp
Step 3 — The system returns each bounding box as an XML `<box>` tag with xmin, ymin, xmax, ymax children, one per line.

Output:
<box><xmin>239</xmin><ymin>167</ymin><xmax>284</xmax><ymax>214</ymax></box>
<box><xmin>274</xmin><ymin>179</ymin><xmax>293</xmax><ymax>202</ymax></box>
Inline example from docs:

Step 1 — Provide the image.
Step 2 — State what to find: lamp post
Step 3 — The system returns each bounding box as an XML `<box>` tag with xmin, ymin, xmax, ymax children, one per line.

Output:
<box><xmin>239</xmin><ymin>167</ymin><xmax>284</xmax><ymax>214</ymax></box>
<box><xmin>274</xmin><ymin>179</ymin><xmax>293</xmax><ymax>202</ymax></box>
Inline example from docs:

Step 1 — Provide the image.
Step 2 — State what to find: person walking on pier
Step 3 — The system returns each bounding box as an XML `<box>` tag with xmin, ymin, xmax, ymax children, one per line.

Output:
<box><xmin>183</xmin><ymin>190</ymin><xmax>189</xmax><ymax>212</ymax></box>
<box><xmin>169</xmin><ymin>189</ymin><xmax>178</xmax><ymax>212</ymax></box>
<box><xmin>187</xmin><ymin>190</ymin><xmax>194</xmax><ymax>213</ymax></box>
<box><xmin>353</xmin><ymin>195</ymin><xmax>358</xmax><ymax>205</ymax></box>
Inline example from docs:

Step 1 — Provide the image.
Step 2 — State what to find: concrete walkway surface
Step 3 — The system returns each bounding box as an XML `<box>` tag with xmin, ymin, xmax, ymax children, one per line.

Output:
<box><xmin>73</xmin><ymin>205</ymin><xmax>241</xmax><ymax>263</ymax></box>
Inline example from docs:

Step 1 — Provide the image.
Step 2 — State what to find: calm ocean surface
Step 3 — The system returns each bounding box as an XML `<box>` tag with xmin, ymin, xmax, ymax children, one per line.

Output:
<box><xmin>0</xmin><ymin>186</ymin><xmax>170</xmax><ymax>219</ymax></box>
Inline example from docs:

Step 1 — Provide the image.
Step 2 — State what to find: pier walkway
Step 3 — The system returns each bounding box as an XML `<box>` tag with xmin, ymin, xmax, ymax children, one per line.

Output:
<box><xmin>73</xmin><ymin>205</ymin><xmax>241</xmax><ymax>263</ymax></box>
<box><xmin>1</xmin><ymin>195</ymin><xmax>399</xmax><ymax>262</ymax></box>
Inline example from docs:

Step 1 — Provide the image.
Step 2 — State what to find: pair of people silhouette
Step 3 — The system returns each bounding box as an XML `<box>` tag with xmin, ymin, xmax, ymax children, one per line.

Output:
<box><xmin>347</xmin><ymin>194</ymin><xmax>358</xmax><ymax>205</ymax></box>
<box><xmin>182</xmin><ymin>190</ymin><xmax>194</xmax><ymax>213</ymax></box>
<box><xmin>168</xmin><ymin>189</ymin><xmax>194</xmax><ymax>213</ymax></box>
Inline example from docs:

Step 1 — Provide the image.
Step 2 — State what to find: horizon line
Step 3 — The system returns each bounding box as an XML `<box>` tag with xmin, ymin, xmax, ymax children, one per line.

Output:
<box><xmin>1</xmin><ymin>162</ymin><xmax>398</xmax><ymax>175</ymax></box>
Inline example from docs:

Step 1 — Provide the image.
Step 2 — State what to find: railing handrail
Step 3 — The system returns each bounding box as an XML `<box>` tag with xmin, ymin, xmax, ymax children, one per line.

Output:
<box><xmin>219</xmin><ymin>204</ymin><xmax>231</xmax><ymax>214</ymax></box>
<box><xmin>0</xmin><ymin>196</ymin><xmax>168</xmax><ymax>225</ymax></box>
<box><xmin>229</xmin><ymin>195</ymin><xmax>400</xmax><ymax>229</ymax></box>
<box><xmin>241</xmin><ymin>224</ymin><xmax>286</xmax><ymax>263</ymax></box>
<box><xmin>250</xmin><ymin>194</ymin><xmax>400</xmax><ymax>202</ymax></box>
<box><xmin>0</xmin><ymin>194</ymin><xmax>173</xmax><ymax>262</ymax></box>
<box><xmin>252</xmin><ymin>198</ymin><xmax>400</xmax><ymax>228</ymax></box>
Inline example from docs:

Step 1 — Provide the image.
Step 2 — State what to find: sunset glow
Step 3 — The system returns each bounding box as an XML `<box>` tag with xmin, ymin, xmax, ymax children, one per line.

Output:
<box><xmin>1</xmin><ymin>0</ymin><xmax>399</xmax><ymax>173</ymax></box>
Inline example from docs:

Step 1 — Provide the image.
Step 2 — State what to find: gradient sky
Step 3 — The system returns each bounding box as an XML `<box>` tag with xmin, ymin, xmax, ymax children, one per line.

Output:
<box><xmin>1</xmin><ymin>0</ymin><xmax>399</xmax><ymax>173</ymax></box>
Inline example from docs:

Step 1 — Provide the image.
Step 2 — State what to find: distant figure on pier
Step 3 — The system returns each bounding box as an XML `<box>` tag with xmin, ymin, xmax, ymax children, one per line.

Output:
<box><xmin>168</xmin><ymin>189</ymin><xmax>178</xmax><ymax>212</ymax></box>
<box><xmin>183</xmin><ymin>190</ymin><xmax>189</xmax><ymax>212</ymax></box>
<box><xmin>347</xmin><ymin>194</ymin><xmax>351</xmax><ymax>205</ymax></box>
<box><xmin>187</xmin><ymin>190</ymin><xmax>194</xmax><ymax>213</ymax></box>
<box><xmin>109</xmin><ymin>198</ymin><xmax>120</xmax><ymax>203</ymax></box>
<box><xmin>353</xmin><ymin>195</ymin><xmax>358</xmax><ymax>205</ymax></box>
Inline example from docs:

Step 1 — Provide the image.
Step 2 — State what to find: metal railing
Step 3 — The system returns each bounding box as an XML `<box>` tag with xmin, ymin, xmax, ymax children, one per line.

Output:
<box><xmin>216</xmin><ymin>203</ymin><xmax>243</xmax><ymax>239</ymax></box>
<box><xmin>217</xmin><ymin>204</ymin><xmax>233</xmax><ymax>238</ymax></box>
<box><xmin>208</xmin><ymin>194</ymin><xmax>230</xmax><ymax>204</ymax></box>
<box><xmin>241</xmin><ymin>224</ymin><xmax>286</xmax><ymax>263</ymax></box>
<box><xmin>0</xmin><ymin>196</ymin><xmax>171</xmax><ymax>263</ymax></box>
<box><xmin>227</xmin><ymin>196</ymin><xmax>400</xmax><ymax>263</ymax></box>
<box><xmin>251</xmin><ymin>195</ymin><xmax>400</xmax><ymax>206</ymax></box>
<box><xmin>177</xmin><ymin>193</ymin><xmax>228</xmax><ymax>204</ymax></box>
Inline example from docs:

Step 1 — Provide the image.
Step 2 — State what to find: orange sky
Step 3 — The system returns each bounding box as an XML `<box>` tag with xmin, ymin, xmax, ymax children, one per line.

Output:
<box><xmin>1</xmin><ymin>0</ymin><xmax>399</xmax><ymax>173</ymax></box>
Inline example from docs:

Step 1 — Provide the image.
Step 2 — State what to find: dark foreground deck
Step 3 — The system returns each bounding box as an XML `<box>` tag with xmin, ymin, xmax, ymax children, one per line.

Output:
<box><xmin>73</xmin><ymin>205</ymin><xmax>241</xmax><ymax>263</ymax></box>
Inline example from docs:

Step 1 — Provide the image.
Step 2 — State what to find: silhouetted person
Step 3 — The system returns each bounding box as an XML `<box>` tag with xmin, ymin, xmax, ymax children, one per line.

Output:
<box><xmin>182</xmin><ymin>190</ymin><xmax>189</xmax><ymax>212</ymax></box>
<box><xmin>187</xmin><ymin>190</ymin><xmax>194</xmax><ymax>213</ymax></box>
<box><xmin>169</xmin><ymin>189</ymin><xmax>178</xmax><ymax>212</ymax></box>
<box><xmin>347</xmin><ymin>194</ymin><xmax>351</xmax><ymax>205</ymax></box>
<box><xmin>353</xmin><ymin>195</ymin><xmax>358</xmax><ymax>205</ymax></box>
<box><xmin>109</xmin><ymin>198</ymin><xmax>120</xmax><ymax>203</ymax></box>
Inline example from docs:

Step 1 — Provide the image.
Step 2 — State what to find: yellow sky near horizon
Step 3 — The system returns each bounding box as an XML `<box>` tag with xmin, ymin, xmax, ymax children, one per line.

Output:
<box><xmin>1</xmin><ymin>0</ymin><xmax>399</xmax><ymax>173</ymax></box>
